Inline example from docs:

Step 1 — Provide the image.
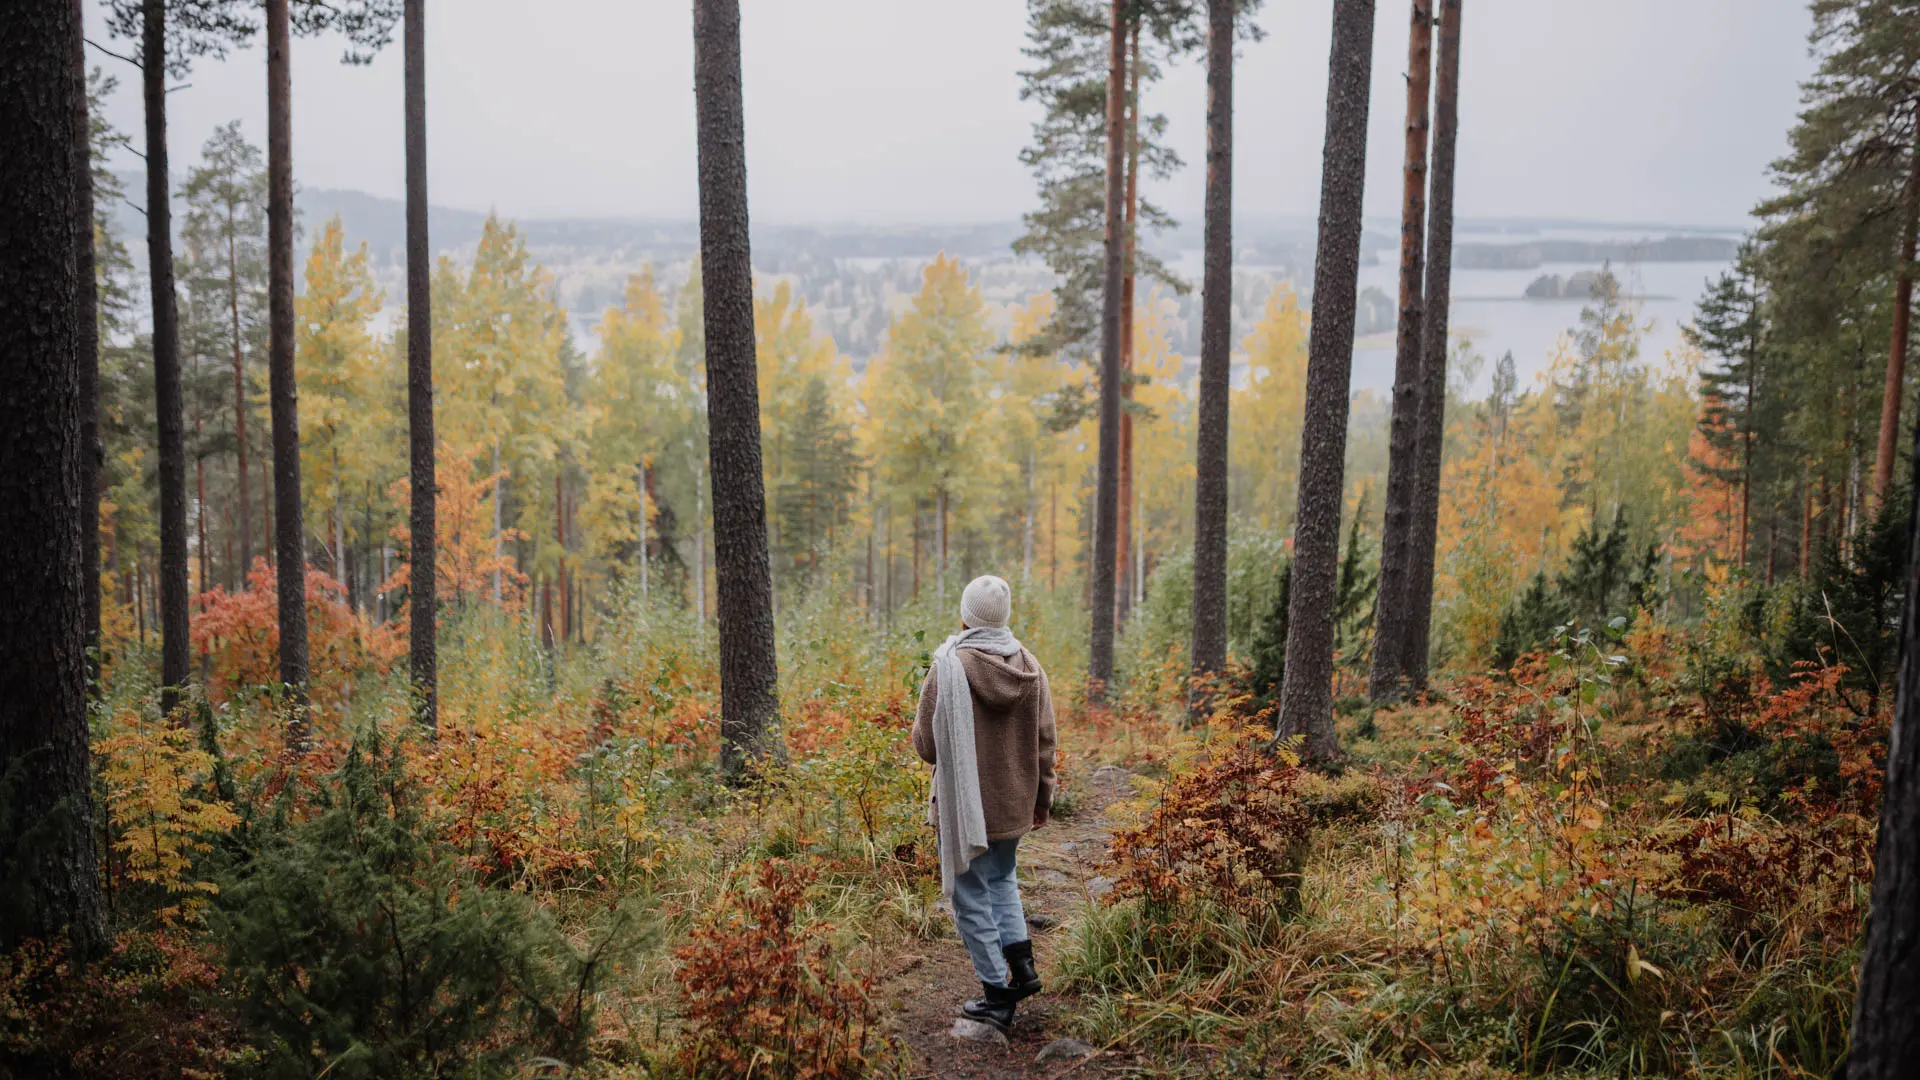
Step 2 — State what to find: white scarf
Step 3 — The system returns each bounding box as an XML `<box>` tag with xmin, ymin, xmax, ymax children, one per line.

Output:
<box><xmin>930</xmin><ymin>626</ymin><xmax>1024</xmax><ymax>899</ymax></box>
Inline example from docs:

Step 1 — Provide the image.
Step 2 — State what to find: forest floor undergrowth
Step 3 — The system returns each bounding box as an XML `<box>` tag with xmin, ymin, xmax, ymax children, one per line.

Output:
<box><xmin>882</xmin><ymin>763</ymin><xmax>1135</xmax><ymax>1080</ymax></box>
<box><xmin>48</xmin><ymin>602</ymin><xmax>1877</xmax><ymax>1079</ymax></box>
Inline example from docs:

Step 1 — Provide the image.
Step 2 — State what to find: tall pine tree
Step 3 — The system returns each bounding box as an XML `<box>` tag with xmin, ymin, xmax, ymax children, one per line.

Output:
<box><xmin>1758</xmin><ymin>0</ymin><xmax>1920</xmax><ymax>509</ymax></box>
<box><xmin>1273</xmin><ymin>0</ymin><xmax>1375</xmax><ymax>764</ymax></box>
<box><xmin>179</xmin><ymin>120</ymin><xmax>267</xmax><ymax>590</ymax></box>
<box><xmin>695</xmin><ymin>0</ymin><xmax>783</xmax><ymax>777</ymax></box>
<box><xmin>1685</xmin><ymin>241</ymin><xmax>1768</xmax><ymax>572</ymax></box>
<box><xmin>1188</xmin><ymin>0</ymin><xmax>1239</xmax><ymax>706</ymax></box>
<box><xmin>1369</xmin><ymin>0</ymin><xmax>1434</xmax><ymax>702</ymax></box>
<box><xmin>0</xmin><ymin>0</ymin><xmax>107</xmax><ymax>959</ymax></box>
<box><xmin>107</xmin><ymin>0</ymin><xmax>256</xmax><ymax>716</ymax></box>
<box><xmin>1089</xmin><ymin>0</ymin><xmax>1130</xmax><ymax>697</ymax></box>
<box><xmin>1403</xmin><ymin>0</ymin><xmax>1463</xmax><ymax>690</ymax></box>
<box><xmin>404</xmin><ymin>0</ymin><xmax>435</xmax><ymax>730</ymax></box>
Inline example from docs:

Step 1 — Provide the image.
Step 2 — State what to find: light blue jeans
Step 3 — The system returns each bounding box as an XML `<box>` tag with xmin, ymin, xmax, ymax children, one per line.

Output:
<box><xmin>950</xmin><ymin>837</ymin><xmax>1029</xmax><ymax>985</ymax></box>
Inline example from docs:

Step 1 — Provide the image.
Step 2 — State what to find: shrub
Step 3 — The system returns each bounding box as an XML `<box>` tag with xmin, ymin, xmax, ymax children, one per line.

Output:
<box><xmin>1776</xmin><ymin>489</ymin><xmax>1908</xmax><ymax>710</ymax></box>
<box><xmin>1649</xmin><ymin>808</ymin><xmax>1874</xmax><ymax>941</ymax></box>
<box><xmin>214</xmin><ymin>730</ymin><xmax>601</xmax><ymax>1080</ymax></box>
<box><xmin>92</xmin><ymin>703</ymin><xmax>240</xmax><ymax>924</ymax></box>
<box><xmin>1245</xmin><ymin>560</ymin><xmax>1292</xmax><ymax>704</ymax></box>
<box><xmin>0</xmin><ymin>929</ymin><xmax>253</xmax><ymax>1080</ymax></box>
<box><xmin>1295</xmin><ymin>769</ymin><xmax>1389</xmax><ymax>826</ymax></box>
<box><xmin>1491</xmin><ymin>509</ymin><xmax>1660</xmax><ymax>671</ymax></box>
<box><xmin>673</xmin><ymin>859</ymin><xmax>883</xmax><ymax>1080</ymax></box>
<box><xmin>792</xmin><ymin>708</ymin><xmax>925</xmax><ymax>862</ymax></box>
<box><xmin>191</xmin><ymin>560</ymin><xmax>398</xmax><ymax>722</ymax></box>
<box><xmin>1107</xmin><ymin>728</ymin><xmax>1313</xmax><ymax>917</ymax></box>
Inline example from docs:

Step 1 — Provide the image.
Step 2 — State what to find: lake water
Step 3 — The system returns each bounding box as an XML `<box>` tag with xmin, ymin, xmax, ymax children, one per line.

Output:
<box><xmin>547</xmin><ymin>226</ymin><xmax>1737</xmax><ymax>402</ymax></box>
<box><xmin>1351</xmin><ymin>256</ymin><xmax>1733</xmax><ymax>398</ymax></box>
<box><xmin>1168</xmin><ymin>226</ymin><xmax>1736</xmax><ymax>400</ymax></box>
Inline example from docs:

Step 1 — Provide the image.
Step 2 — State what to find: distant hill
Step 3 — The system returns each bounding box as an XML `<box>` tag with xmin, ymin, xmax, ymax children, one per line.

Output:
<box><xmin>299</xmin><ymin>188</ymin><xmax>1027</xmax><ymax>270</ymax></box>
<box><xmin>109</xmin><ymin>176</ymin><xmax>1029</xmax><ymax>268</ymax></box>
<box><xmin>109</xmin><ymin>176</ymin><xmax>1737</xmax><ymax>276</ymax></box>
<box><xmin>102</xmin><ymin>176</ymin><xmax>1740</xmax><ymax>361</ymax></box>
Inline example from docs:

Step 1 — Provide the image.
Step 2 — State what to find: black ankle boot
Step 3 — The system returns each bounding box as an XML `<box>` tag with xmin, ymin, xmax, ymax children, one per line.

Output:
<box><xmin>960</xmin><ymin>981</ymin><xmax>1020</xmax><ymax>1033</ymax></box>
<box><xmin>1002</xmin><ymin>939</ymin><xmax>1042</xmax><ymax>1000</ymax></box>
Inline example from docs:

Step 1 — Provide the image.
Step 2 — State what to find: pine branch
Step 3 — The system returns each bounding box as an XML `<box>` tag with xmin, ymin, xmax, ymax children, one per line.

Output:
<box><xmin>85</xmin><ymin>37</ymin><xmax>142</xmax><ymax>70</ymax></box>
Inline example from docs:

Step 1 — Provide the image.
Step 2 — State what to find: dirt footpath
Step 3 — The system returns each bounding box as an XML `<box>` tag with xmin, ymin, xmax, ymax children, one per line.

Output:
<box><xmin>876</xmin><ymin>764</ymin><xmax>1136</xmax><ymax>1080</ymax></box>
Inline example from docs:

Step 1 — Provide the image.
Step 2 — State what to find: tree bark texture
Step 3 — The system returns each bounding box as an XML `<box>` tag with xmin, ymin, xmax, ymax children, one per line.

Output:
<box><xmin>1189</xmin><ymin>0</ymin><xmax>1235</xmax><ymax>697</ymax></box>
<box><xmin>1116</xmin><ymin>20</ymin><xmax>1141</xmax><ymax>630</ymax></box>
<box><xmin>74</xmin><ymin>0</ymin><xmax>101</xmax><ymax>682</ymax></box>
<box><xmin>694</xmin><ymin>0</ymin><xmax>782</xmax><ymax>777</ymax></box>
<box><xmin>0</xmin><ymin>0</ymin><xmax>107</xmax><ymax>957</ymax></box>
<box><xmin>1088</xmin><ymin>0</ymin><xmax>1129</xmax><ymax>699</ymax></box>
<box><xmin>1850</xmin><ymin>347</ymin><xmax>1920</xmax><ymax>1072</ymax></box>
<box><xmin>266</xmin><ymin>0</ymin><xmax>310</xmax><ymax>746</ymax></box>
<box><xmin>405</xmin><ymin>0</ymin><xmax>436</xmax><ymax>733</ymax></box>
<box><xmin>143</xmin><ymin>0</ymin><xmax>191</xmax><ymax>717</ymax></box>
<box><xmin>1405</xmin><ymin>0</ymin><xmax>1461</xmax><ymax>690</ymax></box>
<box><xmin>1368</xmin><ymin>0</ymin><xmax>1432</xmax><ymax>703</ymax></box>
<box><xmin>1871</xmin><ymin>100</ymin><xmax>1920</xmax><ymax>507</ymax></box>
<box><xmin>1275</xmin><ymin>0</ymin><xmax>1375</xmax><ymax>765</ymax></box>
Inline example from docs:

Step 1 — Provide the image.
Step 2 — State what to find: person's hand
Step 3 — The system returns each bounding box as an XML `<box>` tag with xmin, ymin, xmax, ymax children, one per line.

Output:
<box><xmin>1032</xmin><ymin>808</ymin><xmax>1048</xmax><ymax>831</ymax></box>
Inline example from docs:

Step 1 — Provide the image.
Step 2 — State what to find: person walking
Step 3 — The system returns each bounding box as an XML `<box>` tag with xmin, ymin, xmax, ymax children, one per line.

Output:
<box><xmin>912</xmin><ymin>574</ymin><xmax>1058</xmax><ymax>1033</ymax></box>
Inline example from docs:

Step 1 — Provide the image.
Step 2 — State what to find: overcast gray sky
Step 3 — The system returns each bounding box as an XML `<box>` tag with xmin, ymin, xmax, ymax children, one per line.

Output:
<box><xmin>85</xmin><ymin>0</ymin><xmax>1817</xmax><ymax>227</ymax></box>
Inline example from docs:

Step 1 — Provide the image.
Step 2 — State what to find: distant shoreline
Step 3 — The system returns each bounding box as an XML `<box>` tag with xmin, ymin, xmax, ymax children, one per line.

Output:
<box><xmin>1461</xmin><ymin>294</ymin><xmax>1681</xmax><ymax>303</ymax></box>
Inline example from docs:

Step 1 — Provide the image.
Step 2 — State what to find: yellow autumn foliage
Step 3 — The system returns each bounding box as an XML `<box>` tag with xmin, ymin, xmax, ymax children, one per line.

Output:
<box><xmin>94</xmin><ymin>708</ymin><xmax>240</xmax><ymax>923</ymax></box>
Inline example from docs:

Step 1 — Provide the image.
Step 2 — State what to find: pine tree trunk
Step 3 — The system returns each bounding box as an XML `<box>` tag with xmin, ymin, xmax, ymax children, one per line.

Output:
<box><xmin>198</xmin><ymin>452</ymin><xmax>209</xmax><ymax>595</ymax></box>
<box><xmin>0</xmin><ymin>0</ymin><xmax>107</xmax><ymax>957</ymax></box>
<box><xmin>1188</xmin><ymin>0</ymin><xmax>1235</xmax><ymax>712</ymax></box>
<box><xmin>1273</xmin><ymin>0</ymin><xmax>1376</xmax><ymax>765</ymax></box>
<box><xmin>1849</xmin><ymin>353</ymin><xmax>1920</xmax><ymax>1070</ymax></box>
<box><xmin>142</xmin><ymin>0</ymin><xmax>191</xmax><ymax>718</ymax></box>
<box><xmin>360</xmin><ymin>487</ymin><xmax>372</xmax><ymax>616</ymax></box>
<box><xmin>263</xmin><ymin>480</ymin><xmax>274</xmax><ymax>567</ymax></box>
<box><xmin>1116</xmin><ymin>21</ymin><xmax>1141</xmax><ymax>630</ymax></box>
<box><xmin>266</xmin><ymin>0</ymin><xmax>310</xmax><ymax>748</ymax></box>
<box><xmin>1404</xmin><ymin>0</ymin><xmax>1462</xmax><ymax>691</ymax></box>
<box><xmin>74</xmin><ymin>0</ymin><xmax>101</xmax><ymax>683</ymax></box>
<box><xmin>1799</xmin><ymin>471</ymin><xmax>1812</xmax><ymax>579</ymax></box>
<box><xmin>695</xmin><ymin>0</ymin><xmax>782</xmax><ymax>778</ymax></box>
<box><xmin>1368</xmin><ymin>0</ymin><xmax>1432</xmax><ymax>703</ymax></box>
<box><xmin>694</xmin><ymin>453</ymin><xmax>706</xmax><ymax>625</ymax></box>
<box><xmin>1088</xmin><ymin>0</ymin><xmax>1129</xmax><ymax>699</ymax></box>
<box><xmin>230</xmin><ymin>216</ymin><xmax>251</xmax><ymax>582</ymax></box>
<box><xmin>1871</xmin><ymin>102</ymin><xmax>1920</xmax><ymax>507</ymax></box>
<box><xmin>1741</xmin><ymin>329</ymin><xmax>1755</xmax><ymax>569</ymax></box>
<box><xmin>405</xmin><ymin>0</ymin><xmax>436</xmax><ymax>732</ymax></box>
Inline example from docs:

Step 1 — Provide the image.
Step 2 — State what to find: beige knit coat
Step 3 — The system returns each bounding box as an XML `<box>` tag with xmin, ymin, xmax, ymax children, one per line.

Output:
<box><xmin>911</xmin><ymin>648</ymin><xmax>1058</xmax><ymax>842</ymax></box>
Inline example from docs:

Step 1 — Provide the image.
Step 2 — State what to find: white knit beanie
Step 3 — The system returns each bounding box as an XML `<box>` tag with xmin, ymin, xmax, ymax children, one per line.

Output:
<box><xmin>960</xmin><ymin>575</ymin><xmax>1012</xmax><ymax>629</ymax></box>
